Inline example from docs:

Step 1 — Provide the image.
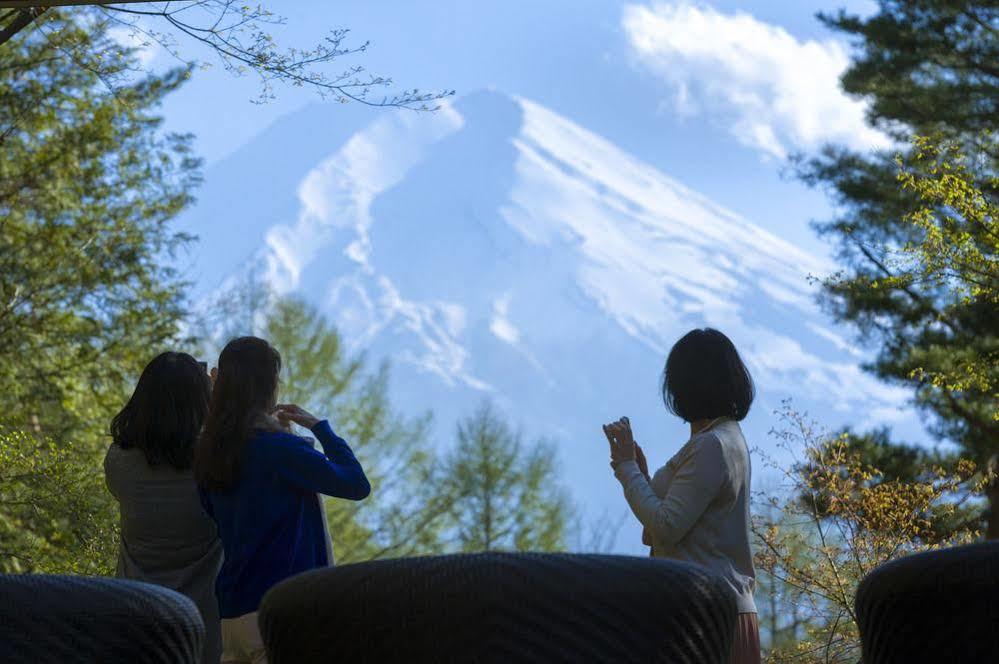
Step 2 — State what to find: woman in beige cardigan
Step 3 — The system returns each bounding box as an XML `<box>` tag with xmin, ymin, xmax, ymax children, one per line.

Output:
<box><xmin>604</xmin><ymin>328</ymin><xmax>760</xmax><ymax>664</ymax></box>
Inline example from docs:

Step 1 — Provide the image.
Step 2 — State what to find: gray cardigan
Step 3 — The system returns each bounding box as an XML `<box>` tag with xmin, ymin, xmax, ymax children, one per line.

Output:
<box><xmin>104</xmin><ymin>444</ymin><xmax>223</xmax><ymax>664</ymax></box>
<box><xmin>614</xmin><ymin>419</ymin><xmax>757</xmax><ymax>613</ymax></box>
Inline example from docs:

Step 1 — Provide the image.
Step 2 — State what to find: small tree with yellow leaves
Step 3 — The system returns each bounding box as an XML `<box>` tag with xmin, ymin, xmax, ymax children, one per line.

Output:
<box><xmin>754</xmin><ymin>403</ymin><xmax>986</xmax><ymax>664</ymax></box>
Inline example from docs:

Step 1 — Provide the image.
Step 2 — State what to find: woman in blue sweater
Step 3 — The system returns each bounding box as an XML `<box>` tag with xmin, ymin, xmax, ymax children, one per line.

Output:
<box><xmin>195</xmin><ymin>336</ymin><xmax>370</xmax><ymax>664</ymax></box>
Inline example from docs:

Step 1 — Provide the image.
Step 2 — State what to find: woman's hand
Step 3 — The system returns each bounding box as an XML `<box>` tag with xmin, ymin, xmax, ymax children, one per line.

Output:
<box><xmin>602</xmin><ymin>416</ymin><xmax>636</xmax><ymax>465</ymax></box>
<box><xmin>273</xmin><ymin>404</ymin><xmax>321</xmax><ymax>430</ymax></box>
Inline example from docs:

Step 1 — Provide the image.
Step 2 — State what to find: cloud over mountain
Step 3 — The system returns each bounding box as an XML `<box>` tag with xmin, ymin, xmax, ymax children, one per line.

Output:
<box><xmin>622</xmin><ymin>2</ymin><xmax>889</xmax><ymax>158</ymax></box>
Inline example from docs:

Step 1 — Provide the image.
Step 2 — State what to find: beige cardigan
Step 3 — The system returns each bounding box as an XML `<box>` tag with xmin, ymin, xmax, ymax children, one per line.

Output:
<box><xmin>614</xmin><ymin>418</ymin><xmax>757</xmax><ymax>613</ymax></box>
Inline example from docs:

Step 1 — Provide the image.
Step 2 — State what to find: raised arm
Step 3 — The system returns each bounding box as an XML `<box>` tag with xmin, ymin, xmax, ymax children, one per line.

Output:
<box><xmin>272</xmin><ymin>404</ymin><xmax>370</xmax><ymax>500</ymax></box>
<box><xmin>614</xmin><ymin>435</ymin><xmax>726</xmax><ymax>546</ymax></box>
<box><xmin>273</xmin><ymin>421</ymin><xmax>370</xmax><ymax>499</ymax></box>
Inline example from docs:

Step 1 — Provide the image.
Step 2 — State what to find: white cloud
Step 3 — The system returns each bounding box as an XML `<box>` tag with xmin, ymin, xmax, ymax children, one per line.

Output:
<box><xmin>622</xmin><ymin>2</ymin><xmax>889</xmax><ymax>158</ymax></box>
<box><xmin>490</xmin><ymin>294</ymin><xmax>521</xmax><ymax>345</ymax></box>
<box><xmin>806</xmin><ymin>321</ymin><xmax>864</xmax><ymax>358</ymax></box>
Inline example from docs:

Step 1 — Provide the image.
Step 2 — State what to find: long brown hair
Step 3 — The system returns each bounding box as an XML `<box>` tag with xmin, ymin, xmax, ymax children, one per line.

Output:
<box><xmin>195</xmin><ymin>336</ymin><xmax>281</xmax><ymax>490</ymax></box>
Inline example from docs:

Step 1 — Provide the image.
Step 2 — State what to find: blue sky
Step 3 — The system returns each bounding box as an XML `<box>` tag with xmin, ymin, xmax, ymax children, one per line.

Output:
<box><xmin>140</xmin><ymin>0</ymin><xmax>880</xmax><ymax>259</ymax></box>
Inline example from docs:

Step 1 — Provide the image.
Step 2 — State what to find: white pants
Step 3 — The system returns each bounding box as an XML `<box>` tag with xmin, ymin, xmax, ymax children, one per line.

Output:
<box><xmin>221</xmin><ymin>611</ymin><xmax>267</xmax><ymax>664</ymax></box>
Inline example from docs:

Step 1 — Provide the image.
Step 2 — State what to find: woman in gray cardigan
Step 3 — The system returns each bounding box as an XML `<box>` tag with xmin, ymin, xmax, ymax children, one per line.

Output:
<box><xmin>105</xmin><ymin>352</ymin><xmax>224</xmax><ymax>664</ymax></box>
<box><xmin>604</xmin><ymin>328</ymin><xmax>759</xmax><ymax>664</ymax></box>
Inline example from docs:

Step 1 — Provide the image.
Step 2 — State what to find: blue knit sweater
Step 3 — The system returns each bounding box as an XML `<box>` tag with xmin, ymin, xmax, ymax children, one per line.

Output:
<box><xmin>200</xmin><ymin>420</ymin><xmax>369</xmax><ymax>618</ymax></box>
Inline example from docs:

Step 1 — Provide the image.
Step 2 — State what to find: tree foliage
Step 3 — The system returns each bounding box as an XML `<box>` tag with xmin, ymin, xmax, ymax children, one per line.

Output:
<box><xmin>754</xmin><ymin>404</ymin><xmax>984</xmax><ymax>663</ymax></box>
<box><xmin>891</xmin><ymin>136</ymin><xmax>998</xmax><ymax>413</ymax></box>
<box><xmin>797</xmin><ymin>425</ymin><xmax>982</xmax><ymax>539</ymax></box>
<box><xmin>442</xmin><ymin>402</ymin><xmax>574</xmax><ymax>553</ymax></box>
<box><xmin>815</xmin><ymin>135</ymin><xmax>999</xmax><ymax>528</ymax></box>
<box><xmin>800</xmin><ymin>0</ymin><xmax>999</xmax><ymax>531</ymax></box>
<box><xmin>754</xmin><ymin>503</ymin><xmax>811</xmax><ymax>655</ymax></box>
<box><xmin>0</xmin><ymin>8</ymin><xmax>198</xmax><ymax>575</ymax></box>
<box><xmin>819</xmin><ymin>1</ymin><xmax>998</xmax><ymax>141</ymax></box>
<box><xmin>0</xmin><ymin>9</ymin><xmax>198</xmax><ymax>442</ymax></box>
<box><xmin>0</xmin><ymin>428</ymin><xmax>117</xmax><ymax>575</ymax></box>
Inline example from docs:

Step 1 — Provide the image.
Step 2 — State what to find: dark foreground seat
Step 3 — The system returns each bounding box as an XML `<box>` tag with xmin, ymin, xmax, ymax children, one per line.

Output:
<box><xmin>260</xmin><ymin>552</ymin><xmax>737</xmax><ymax>664</ymax></box>
<box><xmin>855</xmin><ymin>541</ymin><xmax>999</xmax><ymax>663</ymax></box>
<box><xmin>0</xmin><ymin>574</ymin><xmax>204</xmax><ymax>664</ymax></box>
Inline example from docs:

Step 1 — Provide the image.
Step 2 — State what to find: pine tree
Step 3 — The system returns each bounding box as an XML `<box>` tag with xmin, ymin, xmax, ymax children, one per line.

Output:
<box><xmin>799</xmin><ymin>0</ymin><xmax>998</xmax><ymax>534</ymax></box>
<box><xmin>442</xmin><ymin>402</ymin><xmax>573</xmax><ymax>552</ymax></box>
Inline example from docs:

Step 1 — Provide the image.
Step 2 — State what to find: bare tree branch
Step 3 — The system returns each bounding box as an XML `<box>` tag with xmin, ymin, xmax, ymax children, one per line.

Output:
<box><xmin>95</xmin><ymin>1</ymin><xmax>454</xmax><ymax>107</ymax></box>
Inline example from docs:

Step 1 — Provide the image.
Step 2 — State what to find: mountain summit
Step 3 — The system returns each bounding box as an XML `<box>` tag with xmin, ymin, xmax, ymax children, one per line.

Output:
<box><xmin>182</xmin><ymin>90</ymin><xmax>913</xmax><ymax>546</ymax></box>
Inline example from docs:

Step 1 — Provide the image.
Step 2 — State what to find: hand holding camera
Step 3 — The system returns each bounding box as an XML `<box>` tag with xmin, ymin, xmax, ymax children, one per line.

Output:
<box><xmin>273</xmin><ymin>404</ymin><xmax>321</xmax><ymax>430</ymax></box>
<box><xmin>602</xmin><ymin>416</ymin><xmax>637</xmax><ymax>464</ymax></box>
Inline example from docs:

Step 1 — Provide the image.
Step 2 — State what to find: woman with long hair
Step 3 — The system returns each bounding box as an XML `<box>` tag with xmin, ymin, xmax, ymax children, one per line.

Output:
<box><xmin>195</xmin><ymin>336</ymin><xmax>369</xmax><ymax>664</ymax></box>
<box><xmin>106</xmin><ymin>351</ymin><xmax>223</xmax><ymax>664</ymax></box>
<box><xmin>603</xmin><ymin>328</ymin><xmax>759</xmax><ymax>664</ymax></box>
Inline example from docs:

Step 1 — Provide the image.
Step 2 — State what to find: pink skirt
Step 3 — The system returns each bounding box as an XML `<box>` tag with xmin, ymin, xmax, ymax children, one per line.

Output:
<box><xmin>731</xmin><ymin>613</ymin><xmax>761</xmax><ymax>664</ymax></box>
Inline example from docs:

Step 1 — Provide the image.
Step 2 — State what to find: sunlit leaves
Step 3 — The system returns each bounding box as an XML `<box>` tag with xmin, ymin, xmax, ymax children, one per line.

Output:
<box><xmin>0</xmin><ymin>429</ymin><xmax>117</xmax><ymax>574</ymax></box>
<box><xmin>754</xmin><ymin>403</ymin><xmax>987</xmax><ymax>663</ymax></box>
<box><xmin>893</xmin><ymin>135</ymin><xmax>997</xmax><ymax>306</ymax></box>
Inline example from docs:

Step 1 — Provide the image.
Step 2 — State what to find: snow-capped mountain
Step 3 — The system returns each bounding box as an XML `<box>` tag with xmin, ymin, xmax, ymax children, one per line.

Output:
<box><xmin>177</xmin><ymin>90</ymin><xmax>915</xmax><ymax>551</ymax></box>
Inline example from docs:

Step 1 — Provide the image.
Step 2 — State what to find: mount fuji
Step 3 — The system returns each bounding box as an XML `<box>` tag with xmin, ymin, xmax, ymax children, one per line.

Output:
<box><xmin>176</xmin><ymin>90</ymin><xmax>917</xmax><ymax>551</ymax></box>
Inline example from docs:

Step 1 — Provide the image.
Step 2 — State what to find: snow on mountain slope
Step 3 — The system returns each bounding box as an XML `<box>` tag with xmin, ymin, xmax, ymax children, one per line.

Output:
<box><xmin>197</xmin><ymin>90</ymin><xmax>915</xmax><ymax>549</ymax></box>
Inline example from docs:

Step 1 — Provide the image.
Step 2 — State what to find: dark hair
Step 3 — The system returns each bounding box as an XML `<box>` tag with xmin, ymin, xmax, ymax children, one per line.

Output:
<box><xmin>662</xmin><ymin>328</ymin><xmax>755</xmax><ymax>422</ymax></box>
<box><xmin>194</xmin><ymin>336</ymin><xmax>281</xmax><ymax>490</ymax></box>
<box><xmin>110</xmin><ymin>352</ymin><xmax>211</xmax><ymax>470</ymax></box>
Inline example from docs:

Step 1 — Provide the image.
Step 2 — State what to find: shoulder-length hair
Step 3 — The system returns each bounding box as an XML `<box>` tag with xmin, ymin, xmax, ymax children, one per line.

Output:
<box><xmin>194</xmin><ymin>336</ymin><xmax>281</xmax><ymax>490</ymax></box>
<box><xmin>662</xmin><ymin>328</ymin><xmax>755</xmax><ymax>422</ymax></box>
<box><xmin>110</xmin><ymin>352</ymin><xmax>211</xmax><ymax>470</ymax></box>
